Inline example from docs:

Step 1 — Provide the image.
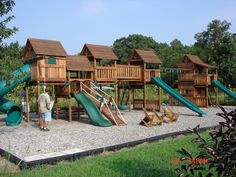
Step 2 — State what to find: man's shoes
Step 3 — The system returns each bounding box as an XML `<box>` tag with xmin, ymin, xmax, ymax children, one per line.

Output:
<box><xmin>43</xmin><ymin>128</ymin><xmax>50</xmax><ymax>131</ymax></box>
<box><xmin>40</xmin><ymin>127</ymin><xmax>50</xmax><ymax>131</ymax></box>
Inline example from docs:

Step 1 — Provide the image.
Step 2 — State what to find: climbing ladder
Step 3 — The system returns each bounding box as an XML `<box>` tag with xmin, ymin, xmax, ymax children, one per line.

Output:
<box><xmin>81</xmin><ymin>82</ymin><xmax>126</xmax><ymax>126</ymax></box>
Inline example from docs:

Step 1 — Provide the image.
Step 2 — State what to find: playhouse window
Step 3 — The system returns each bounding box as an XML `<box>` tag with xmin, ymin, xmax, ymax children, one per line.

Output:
<box><xmin>48</xmin><ymin>57</ymin><xmax>56</xmax><ymax>64</ymax></box>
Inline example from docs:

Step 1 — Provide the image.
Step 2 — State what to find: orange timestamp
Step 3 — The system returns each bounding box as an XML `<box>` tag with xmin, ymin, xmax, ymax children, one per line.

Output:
<box><xmin>171</xmin><ymin>157</ymin><xmax>208</xmax><ymax>164</ymax></box>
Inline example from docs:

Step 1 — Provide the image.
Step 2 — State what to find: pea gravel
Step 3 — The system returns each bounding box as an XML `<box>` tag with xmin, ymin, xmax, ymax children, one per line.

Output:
<box><xmin>0</xmin><ymin>106</ymin><xmax>233</xmax><ymax>160</ymax></box>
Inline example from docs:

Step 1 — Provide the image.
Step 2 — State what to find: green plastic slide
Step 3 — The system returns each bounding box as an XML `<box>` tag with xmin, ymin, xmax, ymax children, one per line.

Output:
<box><xmin>151</xmin><ymin>77</ymin><xmax>206</xmax><ymax>117</ymax></box>
<box><xmin>212</xmin><ymin>80</ymin><xmax>236</xmax><ymax>100</ymax></box>
<box><xmin>73</xmin><ymin>92</ymin><xmax>112</xmax><ymax>127</ymax></box>
<box><xmin>0</xmin><ymin>64</ymin><xmax>31</xmax><ymax>125</ymax></box>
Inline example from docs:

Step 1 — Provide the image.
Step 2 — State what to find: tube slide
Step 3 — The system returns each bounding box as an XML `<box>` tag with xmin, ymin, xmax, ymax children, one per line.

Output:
<box><xmin>73</xmin><ymin>92</ymin><xmax>112</xmax><ymax>127</ymax></box>
<box><xmin>151</xmin><ymin>77</ymin><xmax>206</xmax><ymax>117</ymax></box>
<box><xmin>0</xmin><ymin>64</ymin><xmax>31</xmax><ymax>125</ymax></box>
<box><xmin>212</xmin><ymin>80</ymin><xmax>236</xmax><ymax>100</ymax></box>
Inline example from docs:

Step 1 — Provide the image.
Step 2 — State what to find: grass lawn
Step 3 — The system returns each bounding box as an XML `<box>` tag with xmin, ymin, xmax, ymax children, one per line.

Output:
<box><xmin>1</xmin><ymin>132</ymin><xmax>209</xmax><ymax>177</ymax></box>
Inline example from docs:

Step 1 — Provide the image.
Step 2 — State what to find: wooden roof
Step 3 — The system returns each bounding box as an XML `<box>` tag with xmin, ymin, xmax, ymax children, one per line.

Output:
<box><xmin>66</xmin><ymin>55</ymin><xmax>94</xmax><ymax>71</ymax></box>
<box><xmin>22</xmin><ymin>38</ymin><xmax>67</xmax><ymax>58</ymax></box>
<box><xmin>128</xmin><ymin>49</ymin><xmax>162</xmax><ymax>64</ymax></box>
<box><xmin>80</xmin><ymin>44</ymin><xmax>118</xmax><ymax>60</ymax></box>
<box><xmin>184</xmin><ymin>54</ymin><xmax>218</xmax><ymax>69</ymax></box>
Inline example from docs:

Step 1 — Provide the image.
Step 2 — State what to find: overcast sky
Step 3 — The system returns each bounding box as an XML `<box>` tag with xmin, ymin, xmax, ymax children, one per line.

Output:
<box><xmin>6</xmin><ymin>0</ymin><xmax>236</xmax><ymax>54</ymax></box>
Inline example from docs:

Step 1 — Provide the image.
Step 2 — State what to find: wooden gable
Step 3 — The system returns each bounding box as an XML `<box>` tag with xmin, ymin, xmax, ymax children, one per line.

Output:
<box><xmin>22</xmin><ymin>38</ymin><xmax>67</xmax><ymax>60</ymax></box>
<box><xmin>80</xmin><ymin>44</ymin><xmax>118</xmax><ymax>61</ymax></box>
<box><xmin>128</xmin><ymin>49</ymin><xmax>162</xmax><ymax>64</ymax></box>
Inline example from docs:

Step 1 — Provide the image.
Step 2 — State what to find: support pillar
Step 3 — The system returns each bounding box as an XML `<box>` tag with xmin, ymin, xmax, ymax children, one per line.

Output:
<box><xmin>68</xmin><ymin>84</ymin><xmax>72</xmax><ymax>122</ymax></box>
<box><xmin>25</xmin><ymin>85</ymin><xmax>30</xmax><ymax>122</ymax></box>
<box><xmin>55</xmin><ymin>96</ymin><xmax>59</xmax><ymax>119</ymax></box>
<box><xmin>143</xmin><ymin>84</ymin><xmax>146</xmax><ymax>109</ymax></box>
<box><xmin>128</xmin><ymin>88</ymin><xmax>131</xmax><ymax>112</ymax></box>
<box><xmin>158</xmin><ymin>86</ymin><xmax>161</xmax><ymax>111</ymax></box>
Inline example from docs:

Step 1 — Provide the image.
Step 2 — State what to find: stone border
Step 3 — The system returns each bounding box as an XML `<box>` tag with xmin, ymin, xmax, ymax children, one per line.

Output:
<box><xmin>0</xmin><ymin>125</ymin><xmax>219</xmax><ymax>169</ymax></box>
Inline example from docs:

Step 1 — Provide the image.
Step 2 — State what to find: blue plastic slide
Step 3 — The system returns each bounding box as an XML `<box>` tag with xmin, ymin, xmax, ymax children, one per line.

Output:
<box><xmin>212</xmin><ymin>80</ymin><xmax>236</xmax><ymax>100</ymax></box>
<box><xmin>0</xmin><ymin>64</ymin><xmax>31</xmax><ymax>125</ymax></box>
<box><xmin>151</xmin><ymin>77</ymin><xmax>206</xmax><ymax>117</ymax></box>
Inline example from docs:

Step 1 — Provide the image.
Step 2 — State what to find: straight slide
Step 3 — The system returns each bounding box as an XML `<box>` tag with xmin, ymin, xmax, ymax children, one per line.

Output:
<box><xmin>151</xmin><ymin>77</ymin><xmax>206</xmax><ymax>117</ymax></box>
<box><xmin>212</xmin><ymin>80</ymin><xmax>236</xmax><ymax>100</ymax></box>
<box><xmin>73</xmin><ymin>92</ymin><xmax>112</xmax><ymax>127</ymax></box>
<box><xmin>0</xmin><ymin>64</ymin><xmax>31</xmax><ymax>125</ymax></box>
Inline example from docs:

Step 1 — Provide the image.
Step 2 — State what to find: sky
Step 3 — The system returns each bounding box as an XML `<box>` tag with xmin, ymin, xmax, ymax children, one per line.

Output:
<box><xmin>6</xmin><ymin>0</ymin><xmax>236</xmax><ymax>54</ymax></box>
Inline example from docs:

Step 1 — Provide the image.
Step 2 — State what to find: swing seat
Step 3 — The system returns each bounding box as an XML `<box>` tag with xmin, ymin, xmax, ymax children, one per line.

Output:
<box><xmin>118</xmin><ymin>104</ymin><xmax>129</xmax><ymax>110</ymax></box>
<box><xmin>140</xmin><ymin>108</ymin><xmax>162</xmax><ymax>127</ymax></box>
<box><xmin>162</xmin><ymin>107</ymin><xmax>179</xmax><ymax>123</ymax></box>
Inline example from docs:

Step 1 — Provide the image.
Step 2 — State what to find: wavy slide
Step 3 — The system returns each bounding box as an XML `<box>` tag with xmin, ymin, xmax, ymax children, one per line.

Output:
<box><xmin>212</xmin><ymin>80</ymin><xmax>236</xmax><ymax>100</ymax></box>
<box><xmin>73</xmin><ymin>92</ymin><xmax>112</xmax><ymax>127</ymax></box>
<box><xmin>0</xmin><ymin>64</ymin><xmax>31</xmax><ymax>125</ymax></box>
<box><xmin>151</xmin><ymin>77</ymin><xmax>206</xmax><ymax>117</ymax></box>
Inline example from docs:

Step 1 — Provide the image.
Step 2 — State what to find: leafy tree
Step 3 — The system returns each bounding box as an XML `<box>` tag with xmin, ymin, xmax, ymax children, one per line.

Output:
<box><xmin>194</xmin><ymin>20</ymin><xmax>236</xmax><ymax>86</ymax></box>
<box><xmin>0</xmin><ymin>0</ymin><xmax>18</xmax><ymax>46</ymax></box>
<box><xmin>113</xmin><ymin>34</ymin><xmax>158</xmax><ymax>64</ymax></box>
<box><xmin>0</xmin><ymin>42</ymin><xmax>23</xmax><ymax>80</ymax></box>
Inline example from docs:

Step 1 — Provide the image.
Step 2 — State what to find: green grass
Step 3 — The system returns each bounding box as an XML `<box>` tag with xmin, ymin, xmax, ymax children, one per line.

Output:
<box><xmin>2</xmin><ymin>133</ymin><xmax>209</xmax><ymax>177</ymax></box>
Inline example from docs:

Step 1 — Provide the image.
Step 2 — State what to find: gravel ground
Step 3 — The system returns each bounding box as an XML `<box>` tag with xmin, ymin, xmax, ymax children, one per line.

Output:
<box><xmin>0</xmin><ymin>106</ymin><xmax>234</xmax><ymax>160</ymax></box>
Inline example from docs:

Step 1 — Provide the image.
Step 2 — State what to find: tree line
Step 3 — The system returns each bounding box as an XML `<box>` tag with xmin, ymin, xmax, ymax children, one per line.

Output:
<box><xmin>1</xmin><ymin>0</ymin><xmax>236</xmax><ymax>86</ymax></box>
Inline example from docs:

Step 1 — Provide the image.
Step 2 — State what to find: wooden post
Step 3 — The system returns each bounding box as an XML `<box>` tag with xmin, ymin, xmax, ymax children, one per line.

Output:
<box><xmin>143</xmin><ymin>84</ymin><xmax>146</xmax><ymax>109</ymax></box>
<box><xmin>158</xmin><ymin>86</ymin><xmax>161</xmax><ymax>112</ymax></box>
<box><xmin>114</xmin><ymin>83</ymin><xmax>118</xmax><ymax>105</ymax></box>
<box><xmin>25</xmin><ymin>85</ymin><xmax>30</xmax><ymax>122</ymax></box>
<box><xmin>117</xmin><ymin>83</ymin><xmax>120</xmax><ymax>106</ymax></box>
<box><xmin>68</xmin><ymin>84</ymin><xmax>72</xmax><ymax>122</ymax></box>
<box><xmin>128</xmin><ymin>88</ymin><xmax>131</xmax><ymax>112</ymax></box>
<box><xmin>55</xmin><ymin>96</ymin><xmax>59</xmax><ymax>119</ymax></box>
<box><xmin>36</xmin><ymin>85</ymin><xmax>40</xmax><ymax>115</ymax></box>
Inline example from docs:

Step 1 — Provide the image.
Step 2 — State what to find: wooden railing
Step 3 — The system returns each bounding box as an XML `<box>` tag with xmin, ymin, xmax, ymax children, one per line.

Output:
<box><xmin>145</xmin><ymin>69</ymin><xmax>161</xmax><ymax>82</ymax></box>
<box><xmin>194</xmin><ymin>97</ymin><xmax>207</xmax><ymax>107</ymax></box>
<box><xmin>116</xmin><ymin>65</ymin><xmax>141</xmax><ymax>80</ymax></box>
<box><xmin>194</xmin><ymin>74</ymin><xmax>208</xmax><ymax>85</ymax></box>
<box><xmin>94</xmin><ymin>66</ymin><xmax>117</xmax><ymax>81</ymax></box>
<box><xmin>178</xmin><ymin>73</ymin><xmax>194</xmax><ymax>81</ymax></box>
<box><xmin>133</xmin><ymin>99</ymin><xmax>160</xmax><ymax>111</ymax></box>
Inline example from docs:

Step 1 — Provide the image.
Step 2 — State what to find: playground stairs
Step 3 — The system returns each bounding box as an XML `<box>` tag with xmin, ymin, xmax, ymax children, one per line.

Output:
<box><xmin>81</xmin><ymin>82</ymin><xmax>126</xmax><ymax>126</ymax></box>
<box><xmin>90</xmin><ymin>96</ymin><xmax>126</xmax><ymax>126</ymax></box>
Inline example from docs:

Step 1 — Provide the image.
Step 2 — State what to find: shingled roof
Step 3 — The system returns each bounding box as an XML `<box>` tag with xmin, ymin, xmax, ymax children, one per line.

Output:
<box><xmin>129</xmin><ymin>49</ymin><xmax>162</xmax><ymax>64</ymax></box>
<box><xmin>184</xmin><ymin>54</ymin><xmax>218</xmax><ymax>69</ymax></box>
<box><xmin>80</xmin><ymin>44</ymin><xmax>118</xmax><ymax>60</ymax></box>
<box><xmin>66</xmin><ymin>55</ymin><xmax>94</xmax><ymax>71</ymax></box>
<box><xmin>22</xmin><ymin>38</ymin><xmax>67</xmax><ymax>58</ymax></box>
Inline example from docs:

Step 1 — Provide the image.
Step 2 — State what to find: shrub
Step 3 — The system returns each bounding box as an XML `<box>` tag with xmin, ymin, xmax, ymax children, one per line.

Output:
<box><xmin>176</xmin><ymin>107</ymin><xmax>236</xmax><ymax>177</ymax></box>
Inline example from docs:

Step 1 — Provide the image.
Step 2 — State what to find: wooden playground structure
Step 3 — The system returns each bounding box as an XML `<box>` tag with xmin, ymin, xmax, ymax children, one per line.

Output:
<box><xmin>177</xmin><ymin>54</ymin><xmax>218</xmax><ymax>107</ymax></box>
<box><xmin>4</xmin><ymin>37</ymin><xmax>236</xmax><ymax>127</ymax></box>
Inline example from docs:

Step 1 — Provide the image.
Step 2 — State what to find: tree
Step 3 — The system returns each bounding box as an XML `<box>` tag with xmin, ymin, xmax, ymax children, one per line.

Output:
<box><xmin>113</xmin><ymin>34</ymin><xmax>158</xmax><ymax>64</ymax></box>
<box><xmin>194</xmin><ymin>20</ymin><xmax>236</xmax><ymax>86</ymax></box>
<box><xmin>0</xmin><ymin>0</ymin><xmax>18</xmax><ymax>46</ymax></box>
<box><xmin>0</xmin><ymin>42</ymin><xmax>23</xmax><ymax>80</ymax></box>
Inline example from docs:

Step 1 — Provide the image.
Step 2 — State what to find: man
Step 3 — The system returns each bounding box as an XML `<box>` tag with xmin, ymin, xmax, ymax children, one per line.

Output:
<box><xmin>38</xmin><ymin>88</ymin><xmax>51</xmax><ymax>131</ymax></box>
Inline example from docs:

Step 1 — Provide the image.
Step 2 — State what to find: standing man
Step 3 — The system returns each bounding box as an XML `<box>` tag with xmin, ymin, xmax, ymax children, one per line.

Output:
<box><xmin>38</xmin><ymin>88</ymin><xmax>51</xmax><ymax>131</ymax></box>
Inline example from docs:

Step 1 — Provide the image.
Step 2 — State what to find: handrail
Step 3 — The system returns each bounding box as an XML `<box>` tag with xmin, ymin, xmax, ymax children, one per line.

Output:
<box><xmin>81</xmin><ymin>82</ymin><xmax>119</xmax><ymax>125</ymax></box>
<box><xmin>91</xmin><ymin>82</ymin><xmax>126</xmax><ymax>124</ymax></box>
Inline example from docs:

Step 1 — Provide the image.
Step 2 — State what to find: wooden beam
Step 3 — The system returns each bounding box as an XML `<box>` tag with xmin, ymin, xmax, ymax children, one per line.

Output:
<box><xmin>68</xmin><ymin>84</ymin><xmax>72</xmax><ymax>122</ymax></box>
<box><xmin>55</xmin><ymin>96</ymin><xmax>59</xmax><ymax>119</ymax></box>
<box><xmin>128</xmin><ymin>88</ymin><xmax>131</xmax><ymax>112</ymax></box>
<box><xmin>143</xmin><ymin>83</ymin><xmax>146</xmax><ymax>109</ymax></box>
<box><xmin>25</xmin><ymin>85</ymin><xmax>30</xmax><ymax>122</ymax></box>
<box><xmin>158</xmin><ymin>86</ymin><xmax>161</xmax><ymax>112</ymax></box>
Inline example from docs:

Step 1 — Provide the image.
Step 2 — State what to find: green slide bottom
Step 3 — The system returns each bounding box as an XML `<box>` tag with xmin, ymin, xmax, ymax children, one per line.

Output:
<box><xmin>0</xmin><ymin>64</ymin><xmax>31</xmax><ymax>126</ymax></box>
<box><xmin>212</xmin><ymin>80</ymin><xmax>236</xmax><ymax>100</ymax></box>
<box><xmin>73</xmin><ymin>92</ymin><xmax>112</xmax><ymax>127</ymax></box>
<box><xmin>0</xmin><ymin>98</ymin><xmax>22</xmax><ymax>126</ymax></box>
<box><xmin>151</xmin><ymin>77</ymin><xmax>206</xmax><ymax>117</ymax></box>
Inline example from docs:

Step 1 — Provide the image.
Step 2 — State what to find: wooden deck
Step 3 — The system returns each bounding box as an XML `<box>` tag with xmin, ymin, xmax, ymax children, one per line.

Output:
<box><xmin>94</xmin><ymin>65</ymin><xmax>160</xmax><ymax>82</ymax></box>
